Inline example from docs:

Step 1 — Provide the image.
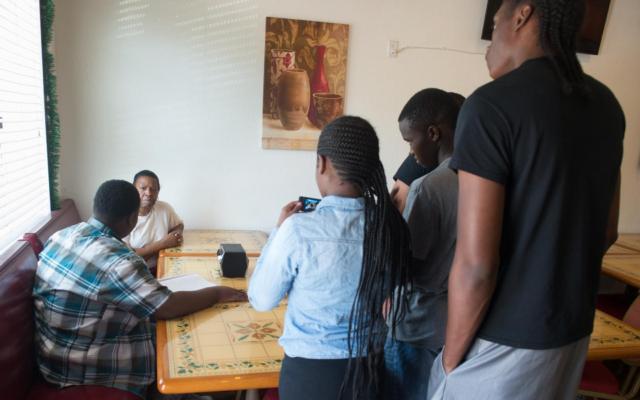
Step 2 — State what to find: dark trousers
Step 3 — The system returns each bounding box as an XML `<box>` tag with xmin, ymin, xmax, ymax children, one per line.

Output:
<box><xmin>279</xmin><ymin>355</ymin><xmax>374</xmax><ymax>400</ymax></box>
<box><xmin>382</xmin><ymin>336</ymin><xmax>439</xmax><ymax>400</ymax></box>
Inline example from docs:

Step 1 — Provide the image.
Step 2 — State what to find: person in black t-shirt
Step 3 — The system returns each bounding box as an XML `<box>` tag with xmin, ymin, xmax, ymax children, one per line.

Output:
<box><xmin>390</xmin><ymin>155</ymin><xmax>433</xmax><ymax>213</ymax></box>
<box><xmin>428</xmin><ymin>1</ymin><xmax>624</xmax><ymax>399</ymax></box>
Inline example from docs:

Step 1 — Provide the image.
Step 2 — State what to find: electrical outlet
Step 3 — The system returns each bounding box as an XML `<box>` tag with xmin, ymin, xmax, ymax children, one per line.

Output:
<box><xmin>387</xmin><ymin>40</ymin><xmax>399</xmax><ymax>58</ymax></box>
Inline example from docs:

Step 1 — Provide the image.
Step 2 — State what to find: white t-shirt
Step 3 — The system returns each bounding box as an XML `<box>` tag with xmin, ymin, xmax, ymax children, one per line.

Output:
<box><xmin>124</xmin><ymin>201</ymin><xmax>182</xmax><ymax>249</ymax></box>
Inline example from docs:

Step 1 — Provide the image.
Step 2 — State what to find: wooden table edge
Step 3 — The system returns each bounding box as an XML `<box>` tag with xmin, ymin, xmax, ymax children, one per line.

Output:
<box><xmin>603</xmin><ymin>254</ymin><xmax>640</xmax><ymax>260</ymax></box>
<box><xmin>616</xmin><ymin>234</ymin><xmax>640</xmax><ymax>253</ymax></box>
<box><xmin>159</xmin><ymin>251</ymin><xmax>262</xmax><ymax>258</ymax></box>
<box><xmin>607</xmin><ymin>245</ymin><xmax>640</xmax><ymax>255</ymax></box>
<box><xmin>601</xmin><ymin>257</ymin><xmax>640</xmax><ymax>288</ymax></box>
<box><xmin>614</xmin><ymin>243</ymin><xmax>640</xmax><ymax>253</ymax></box>
<box><xmin>600</xmin><ymin>269</ymin><xmax>640</xmax><ymax>288</ymax></box>
<box><xmin>587</xmin><ymin>346</ymin><xmax>640</xmax><ymax>361</ymax></box>
<box><xmin>156</xmin><ymin>319</ymin><xmax>171</xmax><ymax>393</ymax></box>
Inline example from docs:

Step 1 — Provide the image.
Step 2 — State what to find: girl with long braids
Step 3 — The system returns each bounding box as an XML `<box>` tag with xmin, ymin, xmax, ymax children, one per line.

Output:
<box><xmin>249</xmin><ymin>116</ymin><xmax>411</xmax><ymax>400</ymax></box>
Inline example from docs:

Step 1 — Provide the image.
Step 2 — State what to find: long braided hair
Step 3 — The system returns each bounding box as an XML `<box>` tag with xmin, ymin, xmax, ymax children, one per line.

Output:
<box><xmin>509</xmin><ymin>0</ymin><xmax>587</xmax><ymax>95</ymax></box>
<box><xmin>317</xmin><ymin>116</ymin><xmax>412</xmax><ymax>398</ymax></box>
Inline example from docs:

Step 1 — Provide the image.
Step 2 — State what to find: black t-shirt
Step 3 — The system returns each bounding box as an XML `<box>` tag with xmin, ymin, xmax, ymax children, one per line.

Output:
<box><xmin>393</xmin><ymin>155</ymin><xmax>433</xmax><ymax>185</ymax></box>
<box><xmin>450</xmin><ymin>57</ymin><xmax>625</xmax><ymax>349</ymax></box>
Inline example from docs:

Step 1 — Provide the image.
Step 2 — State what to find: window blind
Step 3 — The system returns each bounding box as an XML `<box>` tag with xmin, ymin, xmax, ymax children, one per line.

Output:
<box><xmin>0</xmin><ymin>0</ymin><xmax>51</xmax><ymax>253</ymax></box>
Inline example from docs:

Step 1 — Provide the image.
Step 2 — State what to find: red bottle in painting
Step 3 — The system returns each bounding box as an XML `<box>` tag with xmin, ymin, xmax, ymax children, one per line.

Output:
<box><xmin>308</xmin><ymin>45</ymin><xmax>329</xmax><ymax>127</ymax></box>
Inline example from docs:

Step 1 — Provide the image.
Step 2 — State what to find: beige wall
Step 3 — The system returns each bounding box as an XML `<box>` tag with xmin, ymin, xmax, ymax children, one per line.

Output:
<box><xmin>54</xmin><ymin>0</ymin><xmax>640</xmax><ymax>232</ymax></box>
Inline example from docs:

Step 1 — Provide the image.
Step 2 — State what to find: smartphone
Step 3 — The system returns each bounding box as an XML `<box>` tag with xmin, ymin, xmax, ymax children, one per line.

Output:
<box><xmin>298</xmin><ymin>196</ymin><xmax>321</xmax><ymax>212</ymax></box>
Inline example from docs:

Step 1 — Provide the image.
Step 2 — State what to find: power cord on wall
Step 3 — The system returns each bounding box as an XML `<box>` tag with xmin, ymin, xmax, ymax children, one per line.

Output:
<box><xmin>398</xmin><ymin>45</ymin><xmax>485</xmax><ymax>56</ymax></box>
<box><xmin>387</xmin><ymin>41</ymin><xmax>486</xmax><ymax>57</ymax></box>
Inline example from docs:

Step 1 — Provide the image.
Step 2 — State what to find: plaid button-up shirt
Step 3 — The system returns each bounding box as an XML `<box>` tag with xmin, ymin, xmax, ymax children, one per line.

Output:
<box><xmin>33</xmin><ymin>218</ymin><xmax>171</xmax><ymax>396</ymax></box>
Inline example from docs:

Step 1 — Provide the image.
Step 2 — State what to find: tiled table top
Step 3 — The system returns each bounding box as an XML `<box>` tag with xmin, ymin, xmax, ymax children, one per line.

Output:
<box><xmin>589</xmin><ymin>310</ymin><xmax>640</xmax><ymax>360</ymax></box>
<box><xmin>156</xmin><ymin>255</ymin><xmax>285</xmax><ymax>393</ymax></box>
<box><xmin>155</xmin><ymin>233</ymin><xmax>640</xmax><ymax>392</ymax></box>
<box><xmin>161</xmin><ymin>229</ymin><xmax>268</xmax><ymax>257</ymax></box>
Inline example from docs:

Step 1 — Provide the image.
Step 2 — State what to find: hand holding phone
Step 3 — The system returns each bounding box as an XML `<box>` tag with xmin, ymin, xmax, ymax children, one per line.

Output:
<box><xmin>298</xmin><ymin>196</ymin><xmax>321</xmax><ymax>213</ymax></box>
<box><xmin>277</xmin><ymin>201</ymin><xmax>303</xmax><ymax>227</ymax></box>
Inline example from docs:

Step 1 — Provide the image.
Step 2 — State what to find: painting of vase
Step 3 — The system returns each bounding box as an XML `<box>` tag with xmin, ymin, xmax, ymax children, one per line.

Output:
<box><xmin>262</xmin><ymin>17</ymin><xmax>349</xmax><ymax>151</ymax></box>
<box><xmin>269</xmin><ymin>49</ymin><xmax>296</xmax><ymax>118</ymax></box>
<box><xmin>308</xmin><ymin>45</ymin><xmax>329</xmax><ymax>127</ymax></box>
<box><xmin>277</xmin><ymin>69</ymin><xmax>310</xmax><ymax>130</ymax></box>
<box><xmin>313</xmin><ymin>93</ymin><xmax>344</xmax><ymax>129</ymax></box>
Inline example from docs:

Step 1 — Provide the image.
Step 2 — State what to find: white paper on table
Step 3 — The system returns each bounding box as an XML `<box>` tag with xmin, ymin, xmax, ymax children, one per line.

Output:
<box><xmin>159</xmin><ymin>273</ymin><xmax>218</xmax><ymax>292</ymax></box>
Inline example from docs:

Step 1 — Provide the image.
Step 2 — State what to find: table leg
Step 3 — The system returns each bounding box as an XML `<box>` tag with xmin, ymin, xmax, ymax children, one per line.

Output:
<box><xmin>245</xmin><ymin>389</ymin><xmax>260</xmax><ymax>400</ymax></box>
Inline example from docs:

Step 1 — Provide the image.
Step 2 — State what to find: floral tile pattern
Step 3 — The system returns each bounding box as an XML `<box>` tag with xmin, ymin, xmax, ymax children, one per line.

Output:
<box><xmin>228</xmin><ymin>320</ymin><xmax>281</xmax><ymax>342</ymax></box>
<box><xmin>167</xmin><ymin>303</ymin><xmax>286</xmax><ymax>378</ymax></box>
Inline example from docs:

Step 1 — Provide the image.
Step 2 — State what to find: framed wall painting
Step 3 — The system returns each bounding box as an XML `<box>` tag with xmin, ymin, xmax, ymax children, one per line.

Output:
<box><xmin>262</xmin><ymin>17</ymin><xmax>349</xmax><ymax>151</ymax></box>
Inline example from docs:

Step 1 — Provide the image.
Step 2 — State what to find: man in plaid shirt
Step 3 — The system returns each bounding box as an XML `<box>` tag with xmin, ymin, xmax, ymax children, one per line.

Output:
<box><xmin>33</xmin><ymin>180</ymin><xmax>246</xmax><ymax>397</ymax></box>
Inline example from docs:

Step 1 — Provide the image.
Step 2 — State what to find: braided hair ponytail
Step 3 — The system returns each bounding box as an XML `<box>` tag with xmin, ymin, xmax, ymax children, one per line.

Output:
<box><xmin>510</xmin><ymin>0</ymin><xmax>588</xmax><ymax>95</ymax></box>
<box><xmin>317</xmin><ymin>116</ymin><xmax>412</xmax><ymax>398</ymax></box>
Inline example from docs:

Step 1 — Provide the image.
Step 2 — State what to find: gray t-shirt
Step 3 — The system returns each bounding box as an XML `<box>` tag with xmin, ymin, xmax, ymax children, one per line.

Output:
<box><xmin>396</xmin><ymin>158</ymin><xmax>458</xmax><ymax>348</ymax></box>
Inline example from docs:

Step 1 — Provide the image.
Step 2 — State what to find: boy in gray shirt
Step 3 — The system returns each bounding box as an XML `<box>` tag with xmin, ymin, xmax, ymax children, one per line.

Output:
<box><xmin>384</xmin><ymin>89</ymin><xmax>463</xmax><ymax>400</ymax></box>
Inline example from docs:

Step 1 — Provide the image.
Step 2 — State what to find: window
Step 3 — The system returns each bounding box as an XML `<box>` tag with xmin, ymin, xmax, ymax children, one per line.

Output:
<box><xmin>0</xmin><ymin>0</ymin><xmax>51</xmax><ymax>253</ymax></box>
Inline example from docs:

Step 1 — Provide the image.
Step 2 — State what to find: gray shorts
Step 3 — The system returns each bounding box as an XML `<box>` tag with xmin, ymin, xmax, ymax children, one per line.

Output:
<box><xmin>428</xmin><ymin>336</ymin><xmax>589</xmax><ymax>400</ymax></box>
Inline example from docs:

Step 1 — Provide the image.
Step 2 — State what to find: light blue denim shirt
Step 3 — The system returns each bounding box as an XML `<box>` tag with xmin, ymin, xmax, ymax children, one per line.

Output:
<box><xmin>248</xmin><ymin>195</ymin><xmax>364</xmax><ymax>359</ymax></box>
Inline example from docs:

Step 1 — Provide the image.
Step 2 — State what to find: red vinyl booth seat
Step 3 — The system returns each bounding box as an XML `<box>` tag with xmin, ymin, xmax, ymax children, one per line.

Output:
<box><xmin>0</xmin><ymin>200</ymin><xmax>139</xmax><ymax>400</ymax></box>
<box><xmin>0</xmin><ymin>241</ymin><xmax>39</xmax><ymax>400</ymax></box>
<box><xmin>579</xmin><ymin>361</ymin><xmax>620</xmax><ymax>394</ymax></box>
<box><xmin>27</xmin><ymin>382</ymin><xmax>140</xmax><ymax>400</ymax></box>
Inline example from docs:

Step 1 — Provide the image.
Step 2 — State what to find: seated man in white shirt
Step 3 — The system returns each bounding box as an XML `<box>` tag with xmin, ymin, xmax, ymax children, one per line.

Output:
<box><xmin>124</xmin><ymin>170</ymin><xmax>183</xmax><ymax>268</ymax></box>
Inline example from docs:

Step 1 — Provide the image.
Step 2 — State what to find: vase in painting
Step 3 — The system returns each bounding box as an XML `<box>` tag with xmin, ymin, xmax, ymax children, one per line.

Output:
<box><xmin>308</xmin><ymin>45</ymin><xmax>329</xmax><ymax>127</ymax></box>
<box><xmin>277</xmin><ymin>69</ymin><xmax>310</xmax><ymax>131</ymax></box>
<box><xmin>269</xmin><ymin>49</ymin><xmax>296</xmax><ymax>118</ymax></box>
<box><xmin>313</xmin><ymin>93</ymin><xmax>344</xmax><ymax>129</ymax></box>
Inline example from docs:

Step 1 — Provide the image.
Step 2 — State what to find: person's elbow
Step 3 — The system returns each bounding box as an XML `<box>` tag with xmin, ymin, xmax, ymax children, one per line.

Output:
<box><xmin>453</xmin><ymin>257</ymin><xmax>499</xmax><ymax>291</ymax></box>
<box><xmin>248</xmin><ymin>290</ymin><xmax>279</xmax><ymax>312</ymax></box>
<box><xmin>154</xmin><ymin>293</ymin><xmax>180</xmax><ymax>320</ymax></box>
<box><xmin>249</xmin><ymin>300</ymin><xmax>274</xmax><ymax>312</ymax></box>
<box><xmin>247</xmin><ymin>282</ymin><xmax>281</xmax><ymax>311</ymax></box>
<box><xmin>154</xmin><ymin>307</ymin><xmax>173</xmax><ymax>320</ymax></box>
